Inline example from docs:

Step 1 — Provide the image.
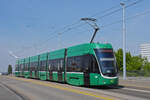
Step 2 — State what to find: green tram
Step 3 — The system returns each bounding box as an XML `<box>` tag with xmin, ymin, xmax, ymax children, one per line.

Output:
<box><xmin>15</xmin><ymin>43</ymin><xmax>118</xmax><ymax>86</ymax></box>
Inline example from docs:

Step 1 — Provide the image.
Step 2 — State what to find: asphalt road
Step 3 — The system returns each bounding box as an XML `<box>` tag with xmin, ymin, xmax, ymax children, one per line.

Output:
<box><xmin>0</xmin><ymin>80</ymin><xmax>25</xmax><ymax>100</ymax></box>
<box><xmin>0</xmin><ymin>76</ymin><xmax>150</xmax><ymax>100</ymax></box>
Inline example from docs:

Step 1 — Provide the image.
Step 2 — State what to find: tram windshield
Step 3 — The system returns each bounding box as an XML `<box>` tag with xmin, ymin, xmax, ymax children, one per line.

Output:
<box><xmin>94</xmin><ymin>49</ymin><xmax>117</xmax><ymax>77</ymax></box>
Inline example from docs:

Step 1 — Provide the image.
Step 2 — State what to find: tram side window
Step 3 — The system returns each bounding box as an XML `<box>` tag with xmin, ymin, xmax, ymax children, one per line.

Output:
<box><xmin>90</xmin><ymin>55</ymin><xmax>99</xmax><ymax>73</ymax></box>
<box><xmin>32</xmin><ymin>62</ymin><xmax>35</xmax><ymax>71</ymax></box>
<box><xmin>27</xmin><ymin>63</ymin><xmax>29</xmax><ymax>71</ymax></box>
<box><xmin>30</xmin><ymin>62</ymin><xmax>34</xmax><ymax>71</ymax></box>
<box><xmin>74</xmin><ymin>56</ymin><xmax>82</xmax><ymax>72</ymax></box>
<box><xmin>50</xmin><ymin>60</ymin><xmax>54</xmax><ymax>71</ymax></box>
<box><xmin>19</xmin><ymin>64</ymin><xmax>21</xmax><ymax>71</ymax></box>
<box><xmin>67</xmin><ymin>56</ymin><xmax>83</xmax><ymax>72</ymax></box>
<box><xmin>48</xmin><ymin>58</ymin><xmax>64</xmax><ymax>71</ymax></box>
<box><xmin>67</xmin><ymin>57</ymin><xmax>72</xmax><ymax>72</ymax></box>
<box><xmin>39</xmin><ymin>61</ymin><xmax>42</xmax><ymax>71</ymax></box>
<box><xmin>20</xmin><ymin>64</ymin><xmax>24</xmax><ymax>71</ymax></box>
<box><xmin>34</xmin><ymin>62</ymin><xmax>38</xmax><ymax>71</ymax></box>
<box><xmin>48</xmin><ymin>60</ymin><xmax>52</xmax><ymax>71</ymax></box>
<box><xmin>48</xmin><ymin>58</ymin><xmax>64</xmax><ymax>72</ymax></box>
<box><xmin>67</xmin><ymin>57</ymin><xmax>73</xmax><ymax>72</ymax></box>
<box><xmin>59</xmin><ymin>59</ymin><xmax>64</xmax><ymax>71</ymax></box>
<box><xmin>53</xmin><ymin>60</ymin><xmax>57</xmax><ymax>71</ymax></box>
<box><xmin>24</xmin><ymin>64</ymin><xmax>26</xmax><ymax>71</ymax></box>
<box><xmin>23</xmin><ymin>64</ymin><xmax>25</xmax><ymax>71</ymax></box>
<box><xmin>82</xmin><ymin>55</ymin><xmax>90</xmax><ymax>72</ymax></box>
<box><xmin>15</xmin><ymin>64</ymin><xmax>18</xmax><ymax>71</ymax></box>
<box><xmin>18</xmin><ymin>65</ymin><xmax>19</xmax><ymax>71</ymax></box>
<box><xmin>52</xmin><ymin>60</ymin><xmax>56</xmax><ymax>71</ymax></box>
<box><xmin>15</xmin><ymin>65</ymin><xmax>18</xmax><ymax>71</ymax></box>
<box><xmin>20</xmin><ymin>64</ymin><xmax>22</xmax><ymax>71</ymax></box>
<box><xmin>24</xmin><ymin>63</ymin><xmax>26</xmax><ymax>71</ymax></box>
<box><xmin>40</xmin><ymin>60</ymin><xmax>47</xmax><ymax>71</ymax></box>
<box><xmin>24</xmin><ymin>63</ymin><xmax>29</xmax><ymax>71</ymax></box>
<box><xmin>30</xmin><ymin>62</ymin><xmax>38</xmax><ymax>71</ymax></box>
<box><xmin>18</xmin><ymin>65</ymin><xmax>20</xmax><ymax>71</ymax></box>
<box><xmin>67</xmin><ymin>55</ymin><xmax>100</xmax><ymax>73</ymax></box>
<box><xmin>17</xmin><ymin>65</ymin><xmax>19</xmax><ymax>71</ymax></box>
<box><xmin>48</xmin><ymin>60</ymin><xmax>56</xmax><ymax>71</ymax></box>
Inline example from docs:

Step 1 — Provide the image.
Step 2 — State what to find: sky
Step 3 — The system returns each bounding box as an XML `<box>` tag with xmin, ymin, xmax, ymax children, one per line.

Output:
<box><xmin>0</xmin><ymin>0</ymin><xmax>150</xmax><ymax>72</ymax></box>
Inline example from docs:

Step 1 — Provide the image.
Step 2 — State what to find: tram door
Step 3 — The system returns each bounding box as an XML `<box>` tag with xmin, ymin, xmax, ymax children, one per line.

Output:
<box><xmin>49</xmin><ymin>71</ymin><xmax>53</xmax><ymax>80</ymax></box>
<box><xmin>35</xmin><ymin>62</ymin><xmax>39</xmax><ymax>78</ymax></box>
<box><xmin>58</xmin><ymin>60</ymin><xmax>63</xmax><ymax>82</ymax></box>
<box><xmin>84</xmin><ymin>68</ymin><xmax>90</xmax><ymax>86</ymax></box>
<box><xmin>48</xmin><ymin>64</ymin><xmax>53</xmax><ymax>80</ymax></box>
<box><xmin>35</xmin><ymin>70</ymin><xmax>38</xmax><ymax>78</ymax></box>
<box><xmin>84</xmin><ymin>55</ymin><xmax>90</xmax><ymax>86</ymax></box>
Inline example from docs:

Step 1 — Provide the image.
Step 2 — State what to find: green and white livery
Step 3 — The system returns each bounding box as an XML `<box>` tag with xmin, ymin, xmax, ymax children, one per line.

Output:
<box><xmin>15</xmin><ymin>43</ymin><xmax>118</xmax><ymax>86</ymax></box>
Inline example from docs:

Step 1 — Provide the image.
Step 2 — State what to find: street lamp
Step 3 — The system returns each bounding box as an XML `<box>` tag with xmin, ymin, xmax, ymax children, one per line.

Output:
<box><xmin>120</xmin><ymin>2</ymin><xmax>126</xmax><ymax>80</ymax></box>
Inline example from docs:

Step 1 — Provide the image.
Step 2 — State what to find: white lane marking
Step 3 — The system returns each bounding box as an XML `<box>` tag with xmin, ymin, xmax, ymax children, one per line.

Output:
<box><xmin>123</xmin><ymin>87</ymin><xmax>150</xmax><ymax>93</ymax></box>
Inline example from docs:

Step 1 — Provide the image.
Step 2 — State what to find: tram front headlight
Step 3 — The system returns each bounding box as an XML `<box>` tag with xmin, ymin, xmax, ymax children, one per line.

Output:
<box><xmin>110</xmin><ymin>80</ymin><xmax>114</xmax><ymax>83</ymax></box>
<box><xmin>95</xmin><ymin>76</ymin><xmax>98</xmax><ymax>78</ymax></box>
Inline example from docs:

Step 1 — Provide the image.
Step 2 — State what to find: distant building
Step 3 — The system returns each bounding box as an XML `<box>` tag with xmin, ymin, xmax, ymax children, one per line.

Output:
<box><xmin>140</xmin><ymin>43</ymin><xmax>150</xmax><ymax>62</ymax></box>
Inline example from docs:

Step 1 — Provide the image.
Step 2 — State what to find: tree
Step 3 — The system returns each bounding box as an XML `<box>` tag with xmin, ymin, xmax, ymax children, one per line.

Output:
<box><xmin>115</xmin><ymin>48</ymin><xmax>123</xmax><ymax>71</ymax></box>
<box><xmin>126</xmin><ymin>52</ymin><xmax>132</xmax><ymax>71</ymax></box>
<box><xmin>8</xmin><ymin>64</ymin><xmax>12</xmax><ymax>75</ymax></box>
<box><xmin>127</xmin><ymin>56</ymin><xmax>143</xmax><ymax>71</ymax></box>
<box><xmin>115</xmin><ymin>48</ymin><xmax>150</xmax><ymax>76</ymax></box>
<box><xmin>143</xmin><ymin>58</ymin><xmax>150</xmax><ymax>76</ymax></box>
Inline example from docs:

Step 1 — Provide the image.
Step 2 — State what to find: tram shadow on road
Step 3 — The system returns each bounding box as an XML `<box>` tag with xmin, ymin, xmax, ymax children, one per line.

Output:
<box><xmin>83</xmin><ymin>85</ymin><xmax>125</xmax><ymax>90</ymax></box>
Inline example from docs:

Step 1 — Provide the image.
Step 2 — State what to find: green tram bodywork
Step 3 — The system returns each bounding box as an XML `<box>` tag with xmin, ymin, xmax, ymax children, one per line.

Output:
<box><xmin>15</xmin><ymin>43</ymin><xmax>118</xmax><ymax>86</ymax></box>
